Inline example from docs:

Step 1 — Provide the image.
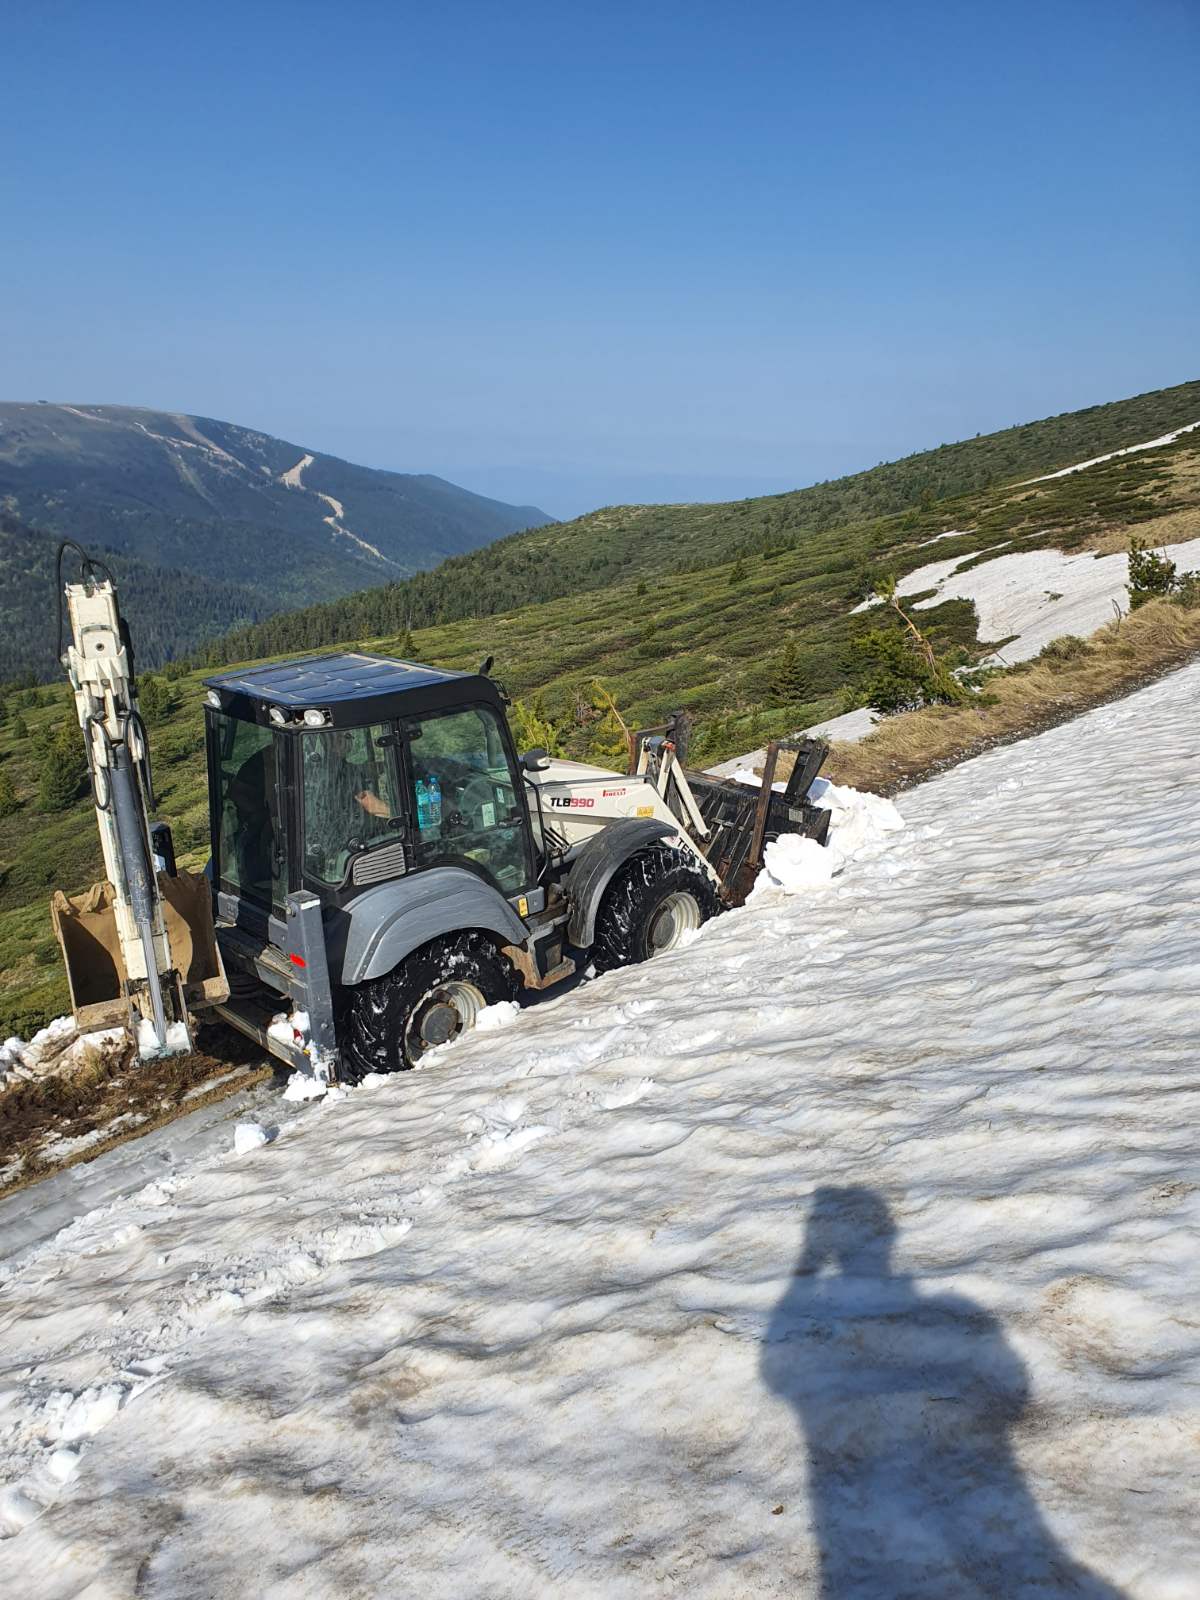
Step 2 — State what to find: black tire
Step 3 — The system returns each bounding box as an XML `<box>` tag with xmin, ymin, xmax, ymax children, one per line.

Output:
<box><xmin>590</xmin><ymin>845</ymin><xmax>720</xmax><ymax>974</ymax></box>
<box><xmin>342</xmin><ymin>931</ymin><xmax>518</xmax><ymax>1079</ymax></box>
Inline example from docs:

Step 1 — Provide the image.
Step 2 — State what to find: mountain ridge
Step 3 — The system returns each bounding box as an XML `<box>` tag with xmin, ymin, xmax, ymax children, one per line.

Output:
<box><xmin>0</xmin><ymin>402</ymin><xmax>550</xmax><ymax>676</ymax></box>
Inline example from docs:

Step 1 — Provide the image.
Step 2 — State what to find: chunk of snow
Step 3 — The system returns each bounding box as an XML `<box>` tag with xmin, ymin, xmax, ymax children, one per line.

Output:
<box><xmin>135</xmin><ymin>1017</ymin><xmax>191</xmax><ymax>1058</ymax></box>
<box><xmin>282</xmin><ymin>1070</ymin><xmax>330</xmax><ymax>1103</ymax></box>
<box><xmin>476</xmin><ymin>1001</ymin><xmax>521</xmax><ymax>1032</ymax></box>
<box><xmin>753</xmin><ymin>833</ymin><xmax>836</xmax><ymax>892</ymax></box>
<box><xmin>233</xmin><ymin>1122</ymin><xmax>269</xmax><ymax>1155</ymax></box>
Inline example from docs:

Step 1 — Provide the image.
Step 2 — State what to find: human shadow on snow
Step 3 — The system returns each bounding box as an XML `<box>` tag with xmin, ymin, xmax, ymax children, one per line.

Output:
<box><xmin>760</xmin><ymin>1186</ymin><xmax>1124</xmax><ymax>1598</ymax></box>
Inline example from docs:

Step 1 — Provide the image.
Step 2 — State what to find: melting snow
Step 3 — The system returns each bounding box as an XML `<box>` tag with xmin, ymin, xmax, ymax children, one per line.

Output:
<box><xmin>1020</xmin><ymin>418</ymin><xmax>1200</xmax><ymax>484</ymax></box>
<box><xmin>0</xmin><ymin>663</ymin><xmax>1199</xmax><ymax>1594</ymax></box>
<box><xmin>859</xmin><ymin>537</ymin><xmax>1200</xmax><ymax>662</ymax></box>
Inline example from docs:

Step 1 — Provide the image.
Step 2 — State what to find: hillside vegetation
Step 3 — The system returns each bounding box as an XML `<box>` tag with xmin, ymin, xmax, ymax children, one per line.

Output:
<box><xmin>206</xmin><ymin>380</ymin><xmax>1200</xmax><ymax>662</ymax></box>
<box><xmin>0</xmin><ymin>512</ymin><xmax>261</xmax><ymax>684</ymax></box>
<box><xmin>1</xmin><ymin>382</ymin><xmax>1198</xmax><ymax>1034</ymax></box>
<box><xmin>0</xmin><ymin>403</ymin><xmax>549</xmax><ymax>676</ymax></box>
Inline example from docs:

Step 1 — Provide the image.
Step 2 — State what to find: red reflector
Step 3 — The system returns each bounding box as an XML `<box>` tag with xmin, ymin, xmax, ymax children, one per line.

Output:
<box><xmin>289</xmin><ymin>953</ymin><xmax>307</xmax><ymax>968</ymax></box>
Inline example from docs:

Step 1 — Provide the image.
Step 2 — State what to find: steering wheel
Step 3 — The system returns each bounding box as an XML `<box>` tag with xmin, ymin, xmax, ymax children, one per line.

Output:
<box><xmin>455</xmin><ymin>770</ymin><xmax>505</xmax><ymax>826</ymax></box>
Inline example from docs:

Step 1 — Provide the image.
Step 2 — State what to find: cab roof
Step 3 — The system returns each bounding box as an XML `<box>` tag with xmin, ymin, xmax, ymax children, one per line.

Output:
<box><xmin>206</xmin><ymin>651</ymin><xmax>465</xmax><ymax>707</ymax></box>
<box><xmin>204</xmin><ymin>651</ymin><xmax>498</xmax><ymax>729</ymax></box>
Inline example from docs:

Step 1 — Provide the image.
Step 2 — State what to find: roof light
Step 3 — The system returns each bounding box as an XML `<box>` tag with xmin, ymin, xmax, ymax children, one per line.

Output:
<box><xmin>205</xmin><ymin>690</ymin><xmax>221</xmax><ymax>708</ymax></box>
<box><xmin>302</xmin><ymin>708</ymin><xmax>328</xmax><ymax>728</ymax></box>
<box><xmin>268</xmin><ymin>706</ymin><xmax>287</xmax><ymax>727</ymax></box>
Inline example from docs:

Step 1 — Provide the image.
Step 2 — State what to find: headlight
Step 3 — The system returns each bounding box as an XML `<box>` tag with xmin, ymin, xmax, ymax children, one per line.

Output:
<box><xmin>303</xmin><ymin>708</ymin><xmax>328</xmax><ymax>728</ymax></box>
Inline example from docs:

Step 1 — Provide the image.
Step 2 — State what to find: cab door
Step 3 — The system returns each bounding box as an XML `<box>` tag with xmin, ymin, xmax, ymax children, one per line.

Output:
<box><xmin>208</xmin><ymin>711</ymin><xmax>290</xmax><ymax>923</ymax></box>
<box><xmin>402</xmin><ymin>704</ymin><xmax>535</xmax><ymax>897</ymax></box>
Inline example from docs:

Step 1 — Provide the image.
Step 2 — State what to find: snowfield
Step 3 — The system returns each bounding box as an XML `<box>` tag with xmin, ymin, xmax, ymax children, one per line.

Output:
<box><xmin>854</xmin><ymin>536</ymin><xmax>1200</xmax><ymax>665</ymax></box>
<box><xmin>2</xmin><ymin>663</ymin><xmax>1199</xmax><ymax>1597</ymax></box>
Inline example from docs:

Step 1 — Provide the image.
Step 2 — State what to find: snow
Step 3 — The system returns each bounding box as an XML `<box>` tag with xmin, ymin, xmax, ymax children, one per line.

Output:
<box><xmin>1</xmin><ymin>661</ymin><xmax>1199</xmax><ymax>1595</ymax></box>
<box><xmin>134</xmin><ymin>1018</ymin><xmax>191</xmax><ymax>1059</ymax></box>
<box><xmin>1020</xmin><ymin>418</ymin><xmax>1200</xmax><ymax>484</ymax></box>
<box><xmin>232</xmin><ymin>1121</ymin><xmax>270</xmax><ymax>1155</ymax></box>
<box><xmin>1</xmin><ymin>1025</ymin><xmax>126</xmax><ymax>1092</ymax></box>
<box><xmin>705</xmin><ymin>708</ymin><xmax>880</xmax><ymax>780</ymax></box>
<box><xmin>859</xmin><ymin>537</ymin><xmax>1200</xmax><ymax>663</ymax></box>
<box><xmin>802</xmin><ymin>704</ymin><xmax>879</xmax><ymax>744</ymax></box>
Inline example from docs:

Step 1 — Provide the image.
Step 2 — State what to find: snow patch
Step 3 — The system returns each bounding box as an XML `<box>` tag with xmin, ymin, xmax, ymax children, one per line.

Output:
<box><xmin>858</xmin><ymin>537</ymin><xmax>1200</xmax><ymax>663</ymax></box>
<box><xmin>233</xmin><ymin>1122</ymin><xmax>270</xmax><ymax>1156</ymax></box>
<box><xmin>1020</xmin><ymin>418</ymin><xmax>1200</xmax><ymax>484</ymax></box>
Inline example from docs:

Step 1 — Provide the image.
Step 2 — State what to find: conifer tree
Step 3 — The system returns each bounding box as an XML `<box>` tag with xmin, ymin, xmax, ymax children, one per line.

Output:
<box><xmin>771</xmin><ymin>641</ymin><xmax>811</xmax><ymax>707</ymax></box>
<box><xmin>0</xmin><ymin>767</ymin><xmax>18</xmax><ymax>817</ymax></box>
<box><xmin>37</xmin><ymin>720</ymin><xmax>88</xmax><ymax>812</ymax></box>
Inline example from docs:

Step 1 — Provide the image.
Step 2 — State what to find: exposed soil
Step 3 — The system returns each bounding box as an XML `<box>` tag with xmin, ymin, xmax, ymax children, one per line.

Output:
<box><xmin>0</xmin><ymin>1024</ymin><xmax>275</xmax><ymax>1199</ymax></box>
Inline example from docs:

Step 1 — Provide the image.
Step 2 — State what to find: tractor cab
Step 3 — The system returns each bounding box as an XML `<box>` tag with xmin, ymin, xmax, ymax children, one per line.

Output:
<box><xmin>203</xmin><ymin>652</ymin><xmax>538</xmax><ymax>926</ymax></box>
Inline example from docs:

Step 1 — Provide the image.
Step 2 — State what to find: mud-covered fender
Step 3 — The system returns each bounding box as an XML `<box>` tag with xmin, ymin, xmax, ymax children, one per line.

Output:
<box><xmin>336</xmin><ymin>867</ymin><xmax>529</xmax><ymax>986</ymax></box>
<box><xmin>565</xmin><ymin>819</ymin><xmax>680</xmax><ymax>949</ymax></box>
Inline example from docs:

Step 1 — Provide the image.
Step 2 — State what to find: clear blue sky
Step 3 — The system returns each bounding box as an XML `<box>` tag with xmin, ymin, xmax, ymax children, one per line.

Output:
<box><xmin>2</xmin><ymin>0</ymin><xmax>1196</xmax><ymax>518</ymax></box>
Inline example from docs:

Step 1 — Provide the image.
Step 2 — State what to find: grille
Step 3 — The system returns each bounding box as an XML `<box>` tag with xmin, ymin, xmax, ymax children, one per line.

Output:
<box><xmin>351</xmin><ymin>842</ymin><xmax>409</xmax><ymax>886</ymax></box>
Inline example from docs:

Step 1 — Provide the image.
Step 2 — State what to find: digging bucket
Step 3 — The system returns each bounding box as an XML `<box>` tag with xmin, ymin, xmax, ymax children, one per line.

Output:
<box><xmin>51</xmin><ymin>869</ymin><xmax>229</xmax><ymax>1034</ymax></box>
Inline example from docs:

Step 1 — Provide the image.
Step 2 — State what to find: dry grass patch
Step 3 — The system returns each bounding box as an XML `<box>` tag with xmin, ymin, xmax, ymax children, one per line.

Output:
<box><xmin>1082</xmin><ymin>505</ymin><xmax>1200</xmax><ymax>557</ymax></box>
<box><xmin>822</xmin><ymin>598</ymin><xmax>1200</xmax><ymax>795</ymax></box>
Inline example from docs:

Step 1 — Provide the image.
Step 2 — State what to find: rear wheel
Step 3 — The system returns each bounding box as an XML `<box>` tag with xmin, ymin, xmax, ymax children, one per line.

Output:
<box><xmin>591</xmin><ymin>845</ymin><xmax>720</xmax><ymax>974</ymax></box>
<box><xmin>343</xmin><ymin>931</ymin><xmax>518</xmax><ymax>1079</ymax></box>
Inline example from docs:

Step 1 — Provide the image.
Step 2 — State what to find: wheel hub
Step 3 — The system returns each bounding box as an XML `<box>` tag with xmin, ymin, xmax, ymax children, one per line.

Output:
<box><xmin>647</xmin><ymin>890</ymin><xmax>701</xmax><ymax>954</ymax></box>
<box><xmin>410</xmin><ymin>980</ymin><xmax>487</xmax><ymax>1052</ymax></box>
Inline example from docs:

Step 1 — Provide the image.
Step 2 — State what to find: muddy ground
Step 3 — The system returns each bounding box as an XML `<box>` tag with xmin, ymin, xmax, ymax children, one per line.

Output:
<box><xmin>0</xmin><ymin>1026</ymin><xmax>275</xmax><ymax>1199</ymax></box>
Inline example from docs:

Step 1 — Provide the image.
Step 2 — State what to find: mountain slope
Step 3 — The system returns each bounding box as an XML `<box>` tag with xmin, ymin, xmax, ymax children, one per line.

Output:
<box><xmin>205</xmin><ymin>379</ymin><xmax>1200</xmax><ymax>662</ymax></box>
<box><xmin>0</xmin><ymin>403</ymin><xmax>549</xmax><ymax>670</ymax></box>
<box><xmin>0</xmin><ymin>512</ymin><xmax>265</xmax><ymax>683</ymax></box>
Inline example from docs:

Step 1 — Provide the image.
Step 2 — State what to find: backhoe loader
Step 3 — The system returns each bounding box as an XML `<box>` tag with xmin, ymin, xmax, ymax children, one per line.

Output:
<box><xmin>50</xmin><ymin>546</ymin><xmax>830</xmax><ymax>1082</ymax></box>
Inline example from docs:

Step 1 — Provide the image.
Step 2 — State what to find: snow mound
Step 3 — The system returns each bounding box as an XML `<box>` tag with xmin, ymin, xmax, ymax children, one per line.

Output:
<box><xmin>750</xmin><ymin>777</ymin><xmax>905</xmax><ymax>898</ymax></box>
<box><xmin>475</xmin><ymin>1001</ymin><xmax>521</xmax><ymax>1032</ymax></box>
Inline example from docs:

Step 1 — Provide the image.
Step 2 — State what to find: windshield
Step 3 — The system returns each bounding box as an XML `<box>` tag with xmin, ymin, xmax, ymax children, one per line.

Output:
<box><xmin>301</xmin><ymin>724</ymin><xmax>401</xmax><ymax>886</ymax></box>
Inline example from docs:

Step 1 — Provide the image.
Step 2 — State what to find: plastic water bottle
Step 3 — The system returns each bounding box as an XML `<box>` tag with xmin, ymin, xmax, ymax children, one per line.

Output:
<box><xmin>415</xmin><ymin>777</ymin><xmax>430</xmax><ymax>831</ymax></box>
<box><xmin>428</xmin><ymin>773</ymin><xmax>442</xmax><ymax>827</ymax></box>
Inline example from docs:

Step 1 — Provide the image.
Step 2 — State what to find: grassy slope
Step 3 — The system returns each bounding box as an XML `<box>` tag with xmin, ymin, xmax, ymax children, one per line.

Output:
<box><xmin>208</xmin><ymin>380</ymin><xmax>1200</xmax><ymax>661</ymax></box>
<box><xmin>2</xmin><ymin>389</ymin><xmax>1198</xmax><ymax>1034</ymax></box>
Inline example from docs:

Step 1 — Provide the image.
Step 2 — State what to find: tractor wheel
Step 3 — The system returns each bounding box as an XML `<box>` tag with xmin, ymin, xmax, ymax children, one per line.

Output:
<box><xmin>591</xmin><ymin>845</ymin><xmax>720</xmax><ymax>974</ymax></box>
<box><xmin>342</xmin><ymin>932</ymin><xmax>518</xmax><ymax>1079</ymax></box>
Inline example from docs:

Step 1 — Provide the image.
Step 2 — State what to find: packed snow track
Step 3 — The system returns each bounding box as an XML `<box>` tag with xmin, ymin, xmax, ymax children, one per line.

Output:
<box><xmin>2</xmin><ymin>665</ymin><xmax>1199</xmax><ymax>1597</ymax></box>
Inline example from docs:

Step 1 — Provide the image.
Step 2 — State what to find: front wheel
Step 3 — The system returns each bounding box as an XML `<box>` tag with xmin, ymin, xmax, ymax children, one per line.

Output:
<box><xmin>591</xmin><ymin>845</ymin><xmax>720</xmax><ymax>974</ymax></box>
<box><xmin>342</xmin><ymin>931</ymin><xmax>518</xmax><ymax>1079</ymax></box>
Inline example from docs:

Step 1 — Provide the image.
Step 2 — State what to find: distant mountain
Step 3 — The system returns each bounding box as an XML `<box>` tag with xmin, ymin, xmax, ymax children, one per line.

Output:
<box><xmin>0</xmin><ymin>402</ymin><xmax>550</xmax><ymax>676</ymax></box>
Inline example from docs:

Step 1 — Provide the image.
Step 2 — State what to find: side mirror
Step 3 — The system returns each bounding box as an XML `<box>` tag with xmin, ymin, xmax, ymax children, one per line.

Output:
<box><xmin>521</xmin><ymin>748</ymin><xmax>551</xmax><ymax>772</ymax></box>
<box><xmin>478</xmin><ymin>654</ymin><xmax>494</xmax><ymax>677</ymax></box>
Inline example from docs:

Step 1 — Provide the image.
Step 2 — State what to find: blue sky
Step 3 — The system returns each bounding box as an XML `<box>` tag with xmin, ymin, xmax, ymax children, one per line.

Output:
<box><xmin>2</xmin><ymin>0</ymin><xmax>1196</xmax><ymax>518</ymax></box>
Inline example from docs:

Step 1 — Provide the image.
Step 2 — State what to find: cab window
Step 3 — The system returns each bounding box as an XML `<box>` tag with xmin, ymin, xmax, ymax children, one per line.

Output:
<box><xmin>301</xmin><ymin>724</ymin><xmax>401</xmax><ymax>886</ymax></box>
<box><xmin>214</xmin><ymin>715</ymin><xmax>283</xmax><ymax>906</ymax></box>
<box><xmin>407</xmin><ymin>706</ymin><xmax>532</xmax><ymax>893</ymax></box>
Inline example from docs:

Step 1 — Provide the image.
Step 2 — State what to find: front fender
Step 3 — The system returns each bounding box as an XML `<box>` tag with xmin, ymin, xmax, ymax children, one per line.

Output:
<box><xmin>565</xmin><ymin>819</ymin><xmax>678</xmax><ymax>949</ymax></box>
<box><xmin>337</xmin><ymin>867</ymin><xmax>530</xmax><ymax>986</ymax></box>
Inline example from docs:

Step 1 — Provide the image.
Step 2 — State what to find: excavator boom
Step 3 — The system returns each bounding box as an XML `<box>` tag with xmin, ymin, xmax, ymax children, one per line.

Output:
<box><xmin>51</xmin><ymin>544</ymin><xmax>227</xmax><ymax>1058</ymax></box>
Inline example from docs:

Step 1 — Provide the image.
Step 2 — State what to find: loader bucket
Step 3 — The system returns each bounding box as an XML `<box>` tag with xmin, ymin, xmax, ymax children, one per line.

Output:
<box><xmin>51</xmin><ymin>869</ymin><xmax>229</xmax><ymax>1035</ymax></box>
